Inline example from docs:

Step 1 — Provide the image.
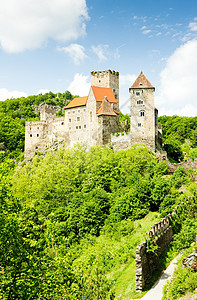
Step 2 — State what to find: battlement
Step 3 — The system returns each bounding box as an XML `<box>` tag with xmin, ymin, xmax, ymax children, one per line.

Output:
<box><xmin>91</xmin><ymin>70</ymin><xmax>119</xmax><ymax>77</ymax></box>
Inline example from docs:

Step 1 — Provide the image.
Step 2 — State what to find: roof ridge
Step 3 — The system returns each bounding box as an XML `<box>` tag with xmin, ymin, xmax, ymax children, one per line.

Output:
<box><xmin>130</xmin><ymin>72</ymin><xmax>155</xmax><ymax>89</ymax></box>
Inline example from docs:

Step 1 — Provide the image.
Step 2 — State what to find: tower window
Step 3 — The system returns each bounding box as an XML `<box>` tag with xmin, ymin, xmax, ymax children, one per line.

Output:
<box><xmin>77</xmin><ymin>117</ymin><xmax>80</xmax><ymax>121</ymax></box>
<box><xmin>30</xmin><ymin>134</ymin><xmax>32</xmax><ymax>137</ymax></box>
<box><xmin>140</xmin><ymin>111</ymin><xmax>145</xmax><ymax>117</ymax></box>
<box><xmin>37</xmin><ymin>134</ymin><xmax>39</xmax><ymax>137</ymax></box>
<box><xmin>137</xmin><ymin>100</ymin><xmax>143</xmax><ymax>104</ymax></box>
<box><xmin>138</xmin><ymin>123</ymin><xmax>141</xmax><ymax>127</ymax></box>
<box><xmin>69</xmin><ymin>118</ymin><xmax>71</xmax><ymax>122</ymax></box>
<box><xmin>84</xmin><ymin>124</ymin><xmax>86</xmax><ymax>128</ymax></box>
<box><xmin>61</xmin><ymin>122</ymin><xmax>64</xmax><ymax>125</ymax></box>
<box><xmin>136</xmin><ymin>92</ymin><xmax>140</xmax><ymax>96</ymax></box>
<box><xmin>90</xmin><ymin>111</ymin><xmax>93</xmax><ymax>122</ymax></box>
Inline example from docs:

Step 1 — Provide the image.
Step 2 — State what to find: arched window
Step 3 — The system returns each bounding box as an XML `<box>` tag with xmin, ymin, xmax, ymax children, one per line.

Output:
<box><xmin>140</xmin><ymin>111</ymin><xmax>145</xmax><ymax>117</ymax></box>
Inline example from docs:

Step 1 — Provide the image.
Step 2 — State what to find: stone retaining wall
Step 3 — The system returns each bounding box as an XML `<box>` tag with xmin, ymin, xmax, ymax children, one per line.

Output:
<box><xmin>135</xmin><ymin>202</ymin><xmax>189</xmax><ymax>292</ymax></box>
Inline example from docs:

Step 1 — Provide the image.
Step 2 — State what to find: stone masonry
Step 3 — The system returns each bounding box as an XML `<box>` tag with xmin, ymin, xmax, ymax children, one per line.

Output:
<box><xmin>135</xmin><ymin>201</ymin><xmax>190</xmax><ymax>293</ymax></box>
<box><xmin>25</xmin><ymin>70</ymin><xmax>160</xmax><ymax>158</ymax></box>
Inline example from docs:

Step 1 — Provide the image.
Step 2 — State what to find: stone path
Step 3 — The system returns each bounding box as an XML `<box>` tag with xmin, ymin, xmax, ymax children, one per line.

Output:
<box><xmin>137</xmin><ymin>254</ymin><xmax>181</xmax><ymax>300</ymax></box>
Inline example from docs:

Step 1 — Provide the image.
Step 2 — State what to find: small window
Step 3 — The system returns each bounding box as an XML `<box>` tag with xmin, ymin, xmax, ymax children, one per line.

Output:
<box><xmin>136</xmin><ymin>92</ymin><xmax>140</xmax><ymax>96</ymax></box>
<box><xmin>77</xmin><ymin>117</ymin><xmax>80</xmax><ymax>122</ymax></box>
<box><xmin>37</xmin><ymin>127</ymin><xmax>39</xmax><ymax>130</ymax></box>
<box><xmin>69</xmin><ymin>127</ymin><xmax>71</xmax><ymax>130</ymax></box>
<box><xmin>37</xmin><ymin>134</ymin><xmax>39</xmax><ymax>137</ymax></box>
<box><xmin>140</xmin><ymin>111</ymin><xmax>145</xmax><ymax>117</ymax></box>
<box><xmin>99</xmin><ymin>80</ymin><xmax>101</xmax><ymax>83</ymax></box>
<box><xmin>73</xmin><ymin>111</ymin><xmax>75</xmax><ymax>114</ymax></box>
<box><xmin>137</xmin><ymin>100</ymin><xmax>143</xmax><ymax>104</ymax></box>
<box><xmin>68</xmin><ymin>111</ymin><xmax>70</xmax><ymax>114</ymax></box>
<box><xmin>76</xmin><ymin>126</ymin><xmax>78</xmax><ymax>129</ymax></box>
<box><xmin>78</xmin><ymin>110</ymin><xmax>80</xmax><ymax>113</ymax></box>
<box><xmin>35</xmin><ymin>146</ymin><xmax>38</xmax><ymax>149</ymax></box>
<box><xmin>90</xmin><ymin>111</ymin><xmax>93</xmax><ymax>122</ymax></box>
<box><xmin>69</xmin><ymin>118</ymin><xmax>71</xmax><ymax>122</ymax></box>
<box><xmin>30</xmin><ymin>134</ymin><xmax>32</xmax><ymax>137</ymax></box>
<box><xmin>79</xmin><ymin>125</ymin><xmax>81</xmax><ymax>129</ymax></box>
<box><xmin>138</xmin><ymin>123</ymin><xmax>141</xmax><ymax>127</ymax></box>
<box><xmin>84</xmin><ymin>124</ymin><xmax>86</xmax><ymax>128</ymax></box>
<box><xmin>61</xmin><ymin>122</ymin><xmax>64</xmax><ymax>125</ymax></box>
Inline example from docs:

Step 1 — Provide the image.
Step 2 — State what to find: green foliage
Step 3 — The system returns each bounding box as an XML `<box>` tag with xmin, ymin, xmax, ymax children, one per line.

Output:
<box><xmin>162</xmin><ymin>244</ymin><xmax>197</xmax><ymax>300</ymax></box>
<box><xmin>0</xmin><ymin>91</ymin><xmax>74</xmax><ymax>159</ymax></box>
<box><xmin>0</xmin><ymin>145</ymin><xmax>196</xmax><ymax>299</ymax></box>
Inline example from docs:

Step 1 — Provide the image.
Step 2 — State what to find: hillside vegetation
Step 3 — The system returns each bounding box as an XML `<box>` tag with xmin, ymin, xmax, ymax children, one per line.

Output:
<box><xmin>0</xmin><ymin>91</ymin><xmax>74</xmax><ymax>158</ymax></box>
<box><xmin>0</xmin><ymin>144</ymin><xmax>197</xmax><ymax>299</ymax></box>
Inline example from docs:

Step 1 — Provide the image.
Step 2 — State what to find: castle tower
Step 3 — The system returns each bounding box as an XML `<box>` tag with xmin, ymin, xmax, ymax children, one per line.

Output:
<box><xmin>129</xmin><ymin>72</ymin><xmax>156</xmax><ymax>151</ymax></box>
<box><xmin>91</xmin><ymin>70</ymin><xmax>119</xmax><ymax>111</ymax></box>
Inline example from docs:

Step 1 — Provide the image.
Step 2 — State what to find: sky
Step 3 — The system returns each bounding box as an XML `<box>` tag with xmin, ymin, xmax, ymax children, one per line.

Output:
<box><xmin>0</xmin><ymin>0</ymin><xmax>197</xmax><ymax>116</ymax></box>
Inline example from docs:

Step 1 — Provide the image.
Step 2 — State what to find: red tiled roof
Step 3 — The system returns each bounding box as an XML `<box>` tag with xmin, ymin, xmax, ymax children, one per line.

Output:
<box><xmin>92</xmin><ymin>86</ymin><xmax>117</xmax><ymax>103</ymax></box>
<box><xmin>97</xmin><ymin>97</ymin><xmax>117</xmax><ymax>116</ymax></box>
<box><xmin>130</xmin><ymin>72</ymin><xmax>155</xmax><ymax>89</ymax></box>
<box><xmin>64</xmin><ymin>96</ymin><xmax>88</xmax><ymax>109</ymax></box>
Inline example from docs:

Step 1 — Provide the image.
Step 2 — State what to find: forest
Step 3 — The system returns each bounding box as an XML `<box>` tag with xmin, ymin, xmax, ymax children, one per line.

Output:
<box><xmin>0</xmin><ymin>93</ymin><xmax>197</xmax><ymax>299</ymax></box>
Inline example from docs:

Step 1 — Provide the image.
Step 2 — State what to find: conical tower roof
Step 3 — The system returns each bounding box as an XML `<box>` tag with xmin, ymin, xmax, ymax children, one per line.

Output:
<box><xmin>130</xmin><ymin>72</ymin><xmax>155</xmax><ymax>89</ymax></box>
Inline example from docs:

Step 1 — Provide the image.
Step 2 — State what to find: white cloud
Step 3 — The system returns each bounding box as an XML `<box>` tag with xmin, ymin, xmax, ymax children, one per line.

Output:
<box><xmin>67</xmin><ymin>73</ymin><xmax>90</xmax><ymax>96</ymax></box>
<box><xmin>58</xmin><ymin>44</ymin><xmax>87</xmax><ymax>65</ymax></box>
<box><xmin>0</xmin><ymin>0</ymin><xmax>89</xmax><ymax>53</ymax></box>
<box><xmin>189</xmin><ymin>20</ymin><xmax>197</xmax><ymax>32</ymax></box>
<box><xmin>37</xmin><ymin>89</ymin><xmax>50</xmax><ymax>95</ymax></box>
<box><xmin>141</xmin><ymin>26</ymin><xmax>147</xmax><ymax>30</ymax></box>
<box><xmin>142</xmin><ymin>29</ymin><xmax>151</xmax><ymax>35</ymax></box>
<box><xmin>91</xmin><ymin>44</ymin><xmax>109</xmax><ymax>61</ymax></box>
<box><xmin>157</xmin><ymin>39</ymin><xmax>197</xmax><ymax>116</ymax></box>
<box><xmin>0</xmin><ymin>88</ymin><xmax>27</xmax><ymax>101</ymax></box>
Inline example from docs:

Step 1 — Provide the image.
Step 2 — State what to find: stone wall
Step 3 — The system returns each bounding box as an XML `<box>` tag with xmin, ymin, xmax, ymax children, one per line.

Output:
<box><xmin>157</xmin><ymin>150</ymin><xmax>197</xmax><ymax>173</ymax></box>
<box><xmin>135</xmin><ymin>202</ymin><xmax>189</xmax><ymax>292</ymax></box>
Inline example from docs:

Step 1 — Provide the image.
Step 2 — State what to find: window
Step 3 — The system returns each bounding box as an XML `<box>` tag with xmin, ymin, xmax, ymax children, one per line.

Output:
<box><xmin>90</xmin><ymin>111</ymin><xmax>92</xmax><ymax>122</ymax></box>
<box><xmin>78</xmin><ymin>110</ymin><xmax>80</xmax><ymax>113</ymax></box>
<box><xmin>30</xmin><ymin>134</ymin><xmax>32</xmax><ymax>137</ymax></box>
<box><xmin>76</xmin><ymin>126</ymin><xmax>78</xmax><ymax>129</ymax></box>
<box><xmin>69</xmin><ymin>127</ymin><xmax>71</xmax><ymax>130</ymax></box>
<box><xmin>37</xmin><ymin>127</ymin><xmax>39</xmax><ymax>129</ymax></box>
<box><xmin>61</xmin><ymin>122</ymin><xmax>64</xmax><ymax>125</ymax></box>
<box><xmin>84</xmin><ymin>124</ymin><xmax>86</xmax><ymax>128</ymax></box>
<box><xmin>140</xmin><ymin>111</ymin><xmax>145</xmax><ymax>117</ymax></box>
<box><xmin>37</xmin><ymin>134</ymin><xmax>39</xmax><ymax>137</ymax></box>
<box><xmin>69</xmin><ymin>118</ymin><xmax>71</xmax><ymax>122</ymax></box>
<box><xmin>77</xmin><ymin>117</ymin><xmax>80</xmax><ymax>121</ymax></box>
<box><xmin>68</xmin><ymin>111</ymin><xmax>70</xmax><ymax>114</ymax></box>
<box><xmin>136</xmin><ymin>92</ymin><xmax>140</xmax><ymax>96</ymax></box>
<box><xmin>73</xmin><ymin>111</ymin><xmax>75</xmax><ymax>114</ymax></box>
<box><xmin>137</xmin><ymin>100</ymin><xmax>143</xmax><ymax>104</ymax></box>
<box><xmin>138</xmin><ymin>123</ymin><xmax>141</xmax><ymax>127</ymax></box>
<box><xmin>79</xmin><ymin>125</ymin><xmax>81</xmax><ymax>129</ymax></box>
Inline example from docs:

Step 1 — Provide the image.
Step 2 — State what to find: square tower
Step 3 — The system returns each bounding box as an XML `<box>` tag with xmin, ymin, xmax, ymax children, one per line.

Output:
<box><xmin>91</xmin><ymin>70</ymin><xmax>119</xmax><ymax>111</ymax></box>
<box><xmin>129</xmin><ymin>72</ymin><xmax>156</xmax><ymax>151</ymax></box>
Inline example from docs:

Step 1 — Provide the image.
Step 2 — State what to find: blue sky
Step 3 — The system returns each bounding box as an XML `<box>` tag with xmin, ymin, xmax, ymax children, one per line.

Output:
<box><xmin>1</xmin><ymin>0</ymin><xmax>197</xmax><ymax>116</ymax></box>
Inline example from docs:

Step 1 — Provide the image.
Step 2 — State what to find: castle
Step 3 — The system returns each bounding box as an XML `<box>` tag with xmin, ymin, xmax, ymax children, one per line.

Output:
<box><xmin>25</xmin><ymin>70</ymin><xmax>161</xmax><ymax>158</ymax></box>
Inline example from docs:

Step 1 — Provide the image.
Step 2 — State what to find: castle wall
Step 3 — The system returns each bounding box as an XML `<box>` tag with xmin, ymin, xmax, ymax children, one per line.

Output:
<box><xmin>91</xmin><ymin>70</ymin><xmax>119</xmax><ymax>111</ymax></box>
<box><xmin>135</xmin><ymin>202</ymin><xmax>189</xmax><ymax>293</ymax></box>
<box><xmin>86</xmin><ymin>88</ymin><xmax>99</xmax><ymax>147</ymax></box>
<box><xmin>40</xmin><ymin>103</ymin><xmax>57</xmax><ymax>121</ymax></box>
<box><xmin>97</xmin><ymin>115</ymin><xmax>119</xmax><ymax>146</ymax></box>
<box><xmin>130</xmin><ymin>88</ymin><xmax>155</xmax><ymax>151</ymax></box>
